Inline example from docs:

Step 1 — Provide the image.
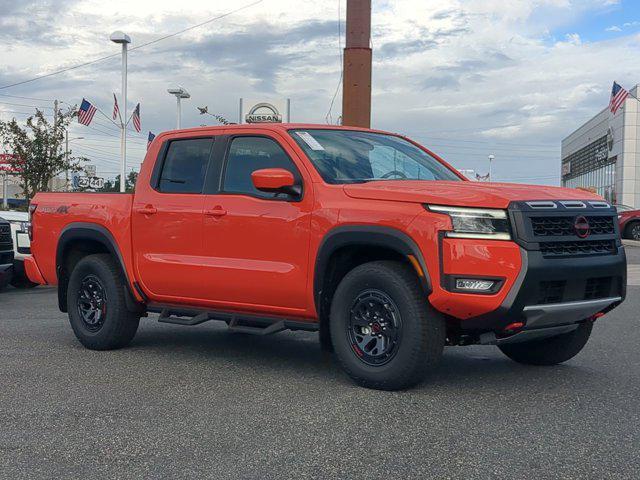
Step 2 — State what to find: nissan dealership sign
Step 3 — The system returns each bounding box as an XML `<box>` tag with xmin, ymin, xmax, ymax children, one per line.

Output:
<box><xmin>239</xmin><ymin>98</ymin><xmax>290</xmax><ymax>124</ymax></box>
<box><xmin>245</xmin><ymin>103</ymin><xmax>282</xmax><ymax>123</ymax></box>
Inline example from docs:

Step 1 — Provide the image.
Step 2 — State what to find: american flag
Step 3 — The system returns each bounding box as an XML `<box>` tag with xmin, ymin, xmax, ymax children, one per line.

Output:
<box><xmin>112</xmin><ymin>93</ymin><xmax>120</xmax><ymax>121</ymax></box>
<box><xmin>78</xmin><ymin>99</ymin><xmax>97</xmax><ymax>126</ymax></box>
<box><xmin>132</xmin><ymin>103</ymin><xmax>141</xmax><ymax>132</ymax></box>
<box><xmin>147</xmin><ymin>131</ymin><xmax>156</xmax><ymax>150</ymax></box>
<box><xmin>610</xmin><ymin>81</ymin><xmax>629</xmax><ymax>115</ymax></box>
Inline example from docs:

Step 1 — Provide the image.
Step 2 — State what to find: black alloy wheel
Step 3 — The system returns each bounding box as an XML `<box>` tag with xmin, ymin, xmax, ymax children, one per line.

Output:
<box><xmin>77</xmin><ymin>274</ymin><xmax>107</xmax><ymax>332</ymax></box>
<box><xmin>348</xmin><ymin>289</ymin><xmax>402</xmax><ymax>366</ymax></box>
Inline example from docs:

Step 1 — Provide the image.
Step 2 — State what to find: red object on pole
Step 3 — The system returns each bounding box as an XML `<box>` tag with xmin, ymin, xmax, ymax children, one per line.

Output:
<box><xmin>342</xmin><ymin>0</ymin><xmax>372</xmax><ymax>128</ymax></box>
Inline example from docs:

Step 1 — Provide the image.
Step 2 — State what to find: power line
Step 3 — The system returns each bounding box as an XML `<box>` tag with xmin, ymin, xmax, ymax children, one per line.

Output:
<box><xmin>0</xmin><ymin>0</ymin><xmax>265</xmax><ymax>91</ymax></box>
<box><xmin>0</xmin><ymin>93</ymin><xmax>56</xmax><ymax>102</ymax></box>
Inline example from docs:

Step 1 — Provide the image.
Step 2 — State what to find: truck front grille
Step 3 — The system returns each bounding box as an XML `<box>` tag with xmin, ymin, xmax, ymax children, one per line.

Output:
<box><xmin>0</xmin><ymin>224</ymin><xmax>12</xmax><ymax>252</ymax></box>
<box><xmin>531</xmin><ymin>216</ymin><xmax>615</xmax><ymax>237</ymax></box>
<box><xmin>509</xmin><ymin>200</ymin><xmax>619</xmax><ymax>258</ymax></box>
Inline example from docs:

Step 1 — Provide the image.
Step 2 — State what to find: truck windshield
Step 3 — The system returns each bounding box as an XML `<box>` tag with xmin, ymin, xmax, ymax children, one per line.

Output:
<box><xmin>289</xmin><ymin>129</ymin><xmax>461</xmax><ymax>184</ymax></box>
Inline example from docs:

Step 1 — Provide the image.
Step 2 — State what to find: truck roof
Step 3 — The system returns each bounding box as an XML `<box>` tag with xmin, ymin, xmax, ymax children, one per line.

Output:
<box><xmin>155</xmin><ymin>123</ymin><xmax>395</xmax><ymax>139</ymax></box>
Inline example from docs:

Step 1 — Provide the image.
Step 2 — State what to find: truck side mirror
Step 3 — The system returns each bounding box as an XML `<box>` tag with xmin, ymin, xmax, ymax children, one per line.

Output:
<box><xmin>251</xmin><ymin>168</ymin><xmax>301</xmax><ymax>197</ymax></box>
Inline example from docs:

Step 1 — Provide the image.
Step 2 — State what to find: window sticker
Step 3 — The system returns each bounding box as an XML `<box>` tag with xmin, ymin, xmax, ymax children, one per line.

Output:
<box><xmin>295</xmin><ymin>131</ymin><xmax>325</xmax><ymax>151</ymax></box>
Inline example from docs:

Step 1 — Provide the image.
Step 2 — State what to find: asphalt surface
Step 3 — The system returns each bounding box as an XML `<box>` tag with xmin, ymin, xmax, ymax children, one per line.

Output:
<box><xmin>2</xmin><ymin>250</ymin><xmax>640</xmax><ymax>479</ymax></box>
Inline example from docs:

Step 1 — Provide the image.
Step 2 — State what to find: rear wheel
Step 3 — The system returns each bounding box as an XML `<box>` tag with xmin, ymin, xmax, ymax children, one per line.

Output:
<box><xmin>67</xmin><ymin>254</ymin><xmax>140</xmax><ymax>350</ymax></box>
<box><xmin>330</xmin><ymin>261</ymin><xmax>445</xmax><ymax>391</ymax></box>
<box><xmin>498</xmin><ymin>322</ymin><xmax>593</xmax><ymax>365</ymax></box>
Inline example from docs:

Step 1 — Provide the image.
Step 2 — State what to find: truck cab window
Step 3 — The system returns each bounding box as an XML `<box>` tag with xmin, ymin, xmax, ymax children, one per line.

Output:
<box><xmin>223</xmin><ymin>137</ymin><xmax>301</xmax><ymax>199</ymax></box>
<box><xmin>159</xmin><ymin>138</ymin><xmax>213</xmax><ymax>193</ymax></box>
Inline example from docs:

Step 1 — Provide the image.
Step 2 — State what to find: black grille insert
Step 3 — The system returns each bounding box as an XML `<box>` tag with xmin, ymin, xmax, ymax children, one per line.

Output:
<box><xmin>540</xmin><ymin>240</ymin><xmax>616</xmax><ymax>257</ymax></box>
<box><xmin>584</xmin><ymin>277</ymin><xmax>612</xmax><ymax>300</ymax></box>
<box><xmin>531</xmin><ymin>216</ymin><xmax>615</xmax><ymax>237</ymax></box>
<box><xmin>538</xmin><ymin>281</ymin><xmax>566</xmax><ymax>304</ymax></box>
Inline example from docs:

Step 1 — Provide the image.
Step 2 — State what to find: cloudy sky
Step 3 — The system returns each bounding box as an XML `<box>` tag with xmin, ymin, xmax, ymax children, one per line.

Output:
<box><xmin>1</xmin><ymin>0</ymin><xmax>639</xmax><ymax>184</ymax></box>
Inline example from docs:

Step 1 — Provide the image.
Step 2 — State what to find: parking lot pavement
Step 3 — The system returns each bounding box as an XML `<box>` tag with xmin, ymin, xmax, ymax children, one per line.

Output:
<box><xmin>1</xmin><ymin>254</ymin><xmax>640</xmax><ymax>479</ymax></box>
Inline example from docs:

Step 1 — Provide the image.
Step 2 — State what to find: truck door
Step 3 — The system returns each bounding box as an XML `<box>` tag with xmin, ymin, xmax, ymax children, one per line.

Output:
<box><xmin>199</xmin><ymin>132</ymin><xmax>313</xmax><ymax>315</ymax></box>
<box><xmin>132</xmin><ymin>136</ymin><xmax>218</xmax><ymax>301</ymax></box>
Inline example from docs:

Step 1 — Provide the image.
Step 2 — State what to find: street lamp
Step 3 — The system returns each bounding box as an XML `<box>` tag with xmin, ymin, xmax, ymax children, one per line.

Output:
<box><xmin>167</xmin><ymin>86</ymin><xmax>190</xmax><ymax>129</ymax></box>
<box><xmin>488</xmin><ymin>154</ymin><xmax>495</xmax><ymax>182</ymax></box>
<box><xmin>110</xmin><ymin>31</ymin><xmax>131</xmax><ymax>193</ymax></box>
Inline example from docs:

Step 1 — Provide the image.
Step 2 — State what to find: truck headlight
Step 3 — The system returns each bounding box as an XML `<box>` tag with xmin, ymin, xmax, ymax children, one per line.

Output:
<box><xmin>426</xmin><ymin>205</ymin><xmax>511</xmax><ymax>240</ymax></box>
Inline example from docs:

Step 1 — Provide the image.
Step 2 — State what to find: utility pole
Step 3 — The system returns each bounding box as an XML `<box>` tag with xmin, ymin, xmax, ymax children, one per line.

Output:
<box><xmin>342</xmin><ymin>0</ymin><xmax>372</xmax><ymax>128</ymax></box>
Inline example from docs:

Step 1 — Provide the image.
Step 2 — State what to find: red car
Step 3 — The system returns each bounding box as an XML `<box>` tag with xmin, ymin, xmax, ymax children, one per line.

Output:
<box><xmin>24</xmin><ymin>124</ymin><xmax>626</xmax><ymax>390</ymax></box>
<box><xmin>616</xmin><ymin>204</ymin><xmax>640</xmax><ymax>241</ymax></box>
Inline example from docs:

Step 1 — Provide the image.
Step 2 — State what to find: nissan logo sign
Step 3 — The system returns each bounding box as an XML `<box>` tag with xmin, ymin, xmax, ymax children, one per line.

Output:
<box><xmin>245</xmin><ymin>103</ymin><xmax>282</xmax><ymax>123</ymax></box>
<box><xmin>574</xmin><ymin>216</ymin><xmax>591</xmax><ymax>239</ymax></box>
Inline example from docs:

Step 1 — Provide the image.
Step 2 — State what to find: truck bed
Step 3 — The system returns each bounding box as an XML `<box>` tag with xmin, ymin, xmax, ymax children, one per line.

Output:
<box><xmin>30</xmin><ymin>192</ymin><xmax>134</xmax><ymax>285</ymax></box>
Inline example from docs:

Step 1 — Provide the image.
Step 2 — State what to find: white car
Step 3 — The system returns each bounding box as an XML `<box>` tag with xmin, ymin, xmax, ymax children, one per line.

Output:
<box><xmin>0</xmin><ymin>210</ymin><xmax>37</xmax><ymax>288</ymax></box>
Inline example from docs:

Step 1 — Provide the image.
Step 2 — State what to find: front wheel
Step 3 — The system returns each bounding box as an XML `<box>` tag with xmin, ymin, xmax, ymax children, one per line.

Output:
<box><xmin>67</xmin><ymin>254</ymin><xmax>140</xmax><ymax>350</ymax></box>
<box><xmin>498</xmin><ymin>322</ymin><xmax>593</xmax><ymax>366</ymax></box>
<box><xmin>330</xmin><ymin>260</ymin><xmax>445</xmax><ymax>391</ymax></box>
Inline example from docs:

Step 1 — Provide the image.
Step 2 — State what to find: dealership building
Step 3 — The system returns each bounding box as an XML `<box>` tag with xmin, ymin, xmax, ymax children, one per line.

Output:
<box><xmin>561</xmin><ymin>84</ymin><xmax>640</xmax><ymax>207</ymax></box>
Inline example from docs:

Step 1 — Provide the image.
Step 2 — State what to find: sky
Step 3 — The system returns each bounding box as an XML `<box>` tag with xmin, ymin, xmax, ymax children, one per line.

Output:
<box><xmin>0</xmin><ymin>0</ymin><xmax>639</xmax><ymax>184</ymax></box>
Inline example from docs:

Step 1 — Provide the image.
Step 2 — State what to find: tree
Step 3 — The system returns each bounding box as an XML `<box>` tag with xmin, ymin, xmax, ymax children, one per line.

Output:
<box><xmin>99</xmin><ymin>171</ymin><xmax>138</xmax><ymax>193</ymax></box>
<box><xmin>0</xmin><ymin>104</ymin><xmax>85</xmax><ymax>201</ymax></box>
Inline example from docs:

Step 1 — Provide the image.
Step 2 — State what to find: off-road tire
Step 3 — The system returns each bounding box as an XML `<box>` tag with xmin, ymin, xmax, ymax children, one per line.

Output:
<box><xmin>498</xmin><ymin>322</ymin><xmax>593</xmax><ymax>366</ymax></box>
<box><xmin>330</xmin><ymin>260</ymin><xmax>445</xmax><ymax>391</ymax></box>
<box><xmin>67</xmin><ymin>254</ymin><xmax>140</xmax><ymax>350</ymax></box>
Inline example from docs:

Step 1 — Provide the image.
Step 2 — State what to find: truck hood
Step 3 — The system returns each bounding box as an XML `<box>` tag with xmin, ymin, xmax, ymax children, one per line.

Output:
<box><xmin>343</xmin><ymin>180</ymin><xmax>602</xmax><ymax>209</ymax></box>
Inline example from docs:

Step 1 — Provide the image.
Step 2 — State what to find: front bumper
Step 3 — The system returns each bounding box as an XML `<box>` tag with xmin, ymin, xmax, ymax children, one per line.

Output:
<box><xmin>457</xmin><ymin>245</ymin><xmax>626</xmax><ymax>332</ymax></box>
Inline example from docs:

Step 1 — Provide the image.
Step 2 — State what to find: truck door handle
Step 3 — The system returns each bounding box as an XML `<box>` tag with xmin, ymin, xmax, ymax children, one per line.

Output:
<box><xmin>205</xmin><ymin>206</ymin><xmax>227</xmax><ymax>217</ymax></box>
<box><xmin>136</xmin><ymin>205</ymin><xmax>157</xmax><ymax>215</ymax></box>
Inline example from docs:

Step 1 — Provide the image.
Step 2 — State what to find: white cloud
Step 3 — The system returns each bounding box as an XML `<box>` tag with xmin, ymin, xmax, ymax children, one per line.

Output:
<box><xmin>0</xmin><ymin>0</ymin><xmax>638</xmax><ymax>185</ymax></box>
<box><xmin>606</xmin><ymin>25</ymin><xmax>622</xmax><ymax>32</ymax></box>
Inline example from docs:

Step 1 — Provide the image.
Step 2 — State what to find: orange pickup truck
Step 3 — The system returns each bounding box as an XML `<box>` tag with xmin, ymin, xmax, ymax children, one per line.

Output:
<box><xmin>25</xmin><ymin>124</ymin><xmax>626</xmax><ymax>390</ymax></box>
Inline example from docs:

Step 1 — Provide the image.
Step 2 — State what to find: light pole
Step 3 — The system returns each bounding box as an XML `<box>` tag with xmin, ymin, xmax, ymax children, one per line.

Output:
<box><xmin>110</xmin><ymin>31</ymin><xmax>131</xmax><ymax>193</ymax></box>
<box><xmin>65</xmin><ymin>133</ymin><xmax>84</xmax><ymax>190</ymax></box>
<box><xmin>488</xmin><ymin>154</ymin><xmax>495</xmax><ymax>182</ymax></box>
<box><xmin>167</xmin><ymin>86</ymin><xmax>190</xmax><ymax>129</ymax></box>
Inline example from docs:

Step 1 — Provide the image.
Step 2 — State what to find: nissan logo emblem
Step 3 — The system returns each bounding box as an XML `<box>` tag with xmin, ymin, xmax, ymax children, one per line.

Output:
<box><xmin>574</xmin><ymin>216</ymin><xmax>590</xmax><ymax>238</ymax></box>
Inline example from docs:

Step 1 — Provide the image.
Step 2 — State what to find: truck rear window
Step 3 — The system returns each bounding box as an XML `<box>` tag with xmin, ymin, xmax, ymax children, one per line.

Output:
<box><xmin>158</xmin><ymin>138</ymin><xmax>213</xmax><ymax>193</ymax></box>
<box><xmin>290</xmin><ymin>129</ymin><xmax>460</xmax><ymax>184</ymax></box>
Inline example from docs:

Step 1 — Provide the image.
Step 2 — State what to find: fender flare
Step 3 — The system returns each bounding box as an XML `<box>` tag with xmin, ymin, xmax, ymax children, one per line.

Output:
<box><xmin>55</xmin><ymin>222</ymin><xmax>140</xmax><ymax>312</ymax></box>
<box><xmin>313</xmin><ymin>225</ymin><xmax>432</xmax><ymax>312</ymax></box>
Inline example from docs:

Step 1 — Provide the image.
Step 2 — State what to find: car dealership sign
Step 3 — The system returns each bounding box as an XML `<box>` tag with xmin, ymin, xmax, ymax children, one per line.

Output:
<box><xmin>240</xmin><ymin>98</ymin><xmax>290</xmax><ymax>124</ymax></box>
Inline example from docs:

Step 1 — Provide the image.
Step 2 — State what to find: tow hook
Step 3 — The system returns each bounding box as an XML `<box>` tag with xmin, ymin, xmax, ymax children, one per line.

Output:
<box><xmin>502</xmin><ymin>321</ymin><xmax>525</xmax><ymax>334</ymax></box>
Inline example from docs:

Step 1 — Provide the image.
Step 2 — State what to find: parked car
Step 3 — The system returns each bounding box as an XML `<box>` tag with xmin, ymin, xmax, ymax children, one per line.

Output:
<box><xmin>24</xmin><ymin>124</ymin><xmax>626</xmax><ymax>390</ymax></box>
<box><xmin>0</xmin><ymin>210</ymin><xmax>37</xmax><ymax>288</ymax></box>
<box><xmin>615</xmin><ymin>204</ymin><xmax>640</xmax><ymax>241</ymax></box>
<box><xmin>0</xmin><ymin>217</ymin><xmax>14</xmax><ymax>290</ymax></box>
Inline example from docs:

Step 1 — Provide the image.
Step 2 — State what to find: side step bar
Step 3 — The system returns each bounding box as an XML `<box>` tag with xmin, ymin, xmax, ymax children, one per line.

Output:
<box><xmin>151</xmin><ymin>305</ymin><xmax>317</xmax><ymax>336</ymax></box>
